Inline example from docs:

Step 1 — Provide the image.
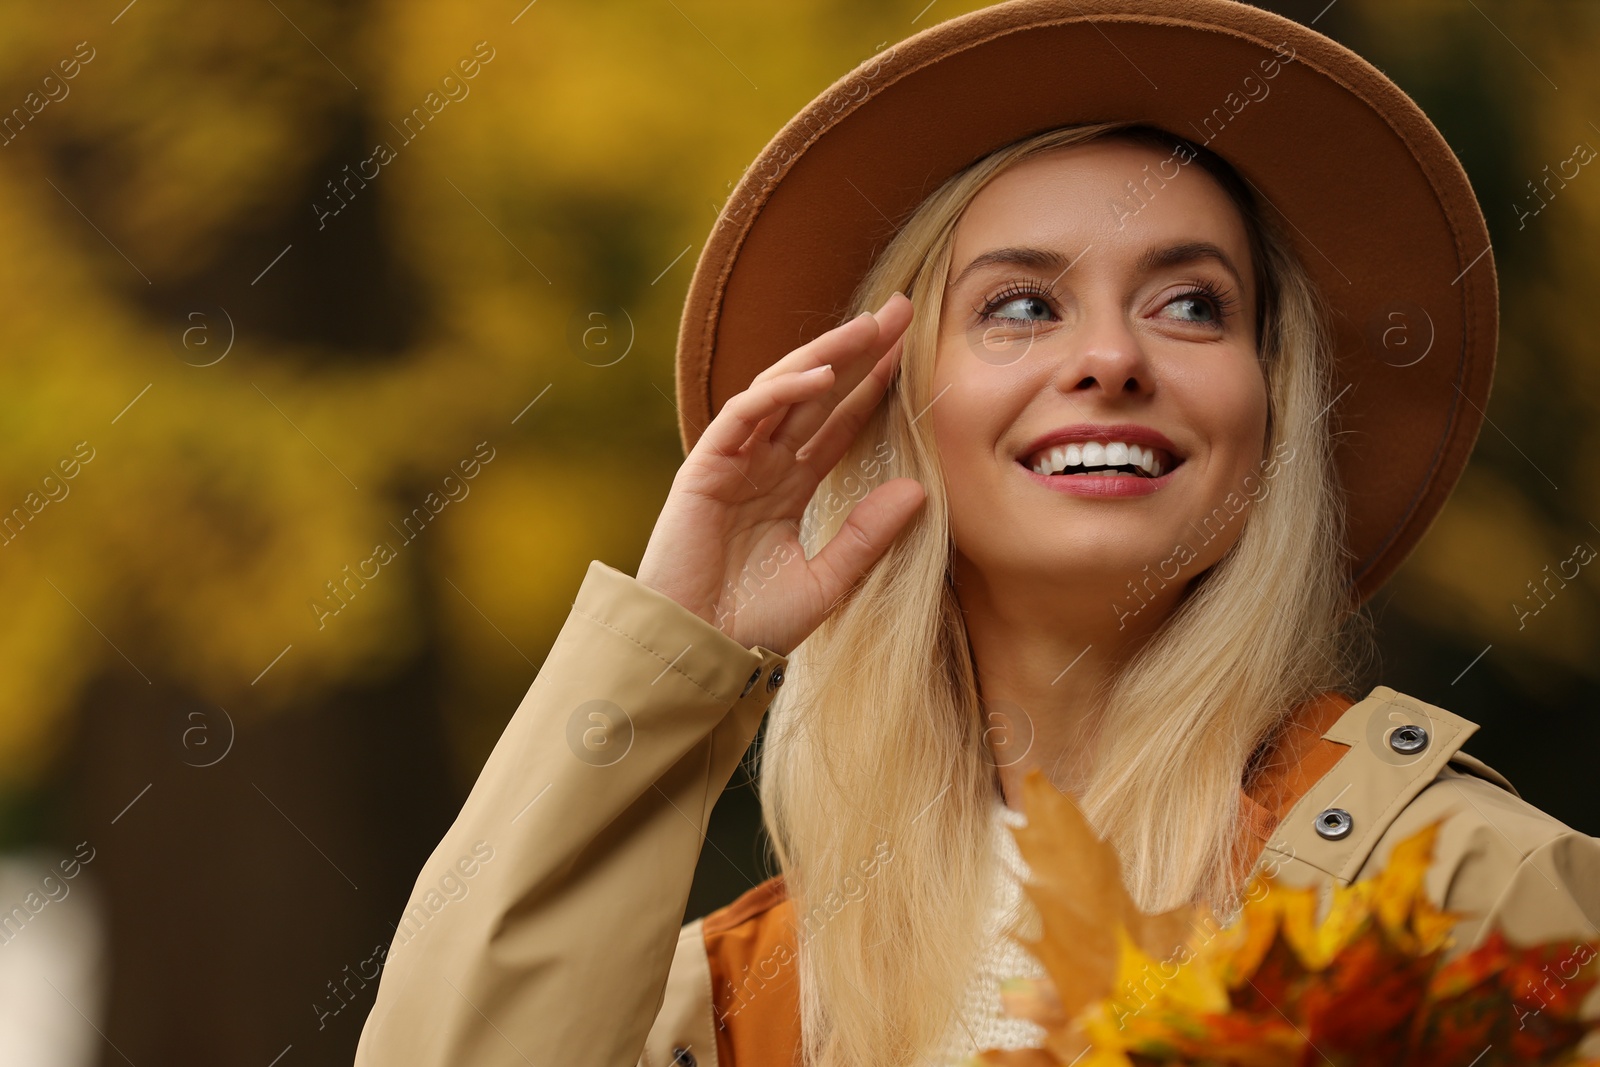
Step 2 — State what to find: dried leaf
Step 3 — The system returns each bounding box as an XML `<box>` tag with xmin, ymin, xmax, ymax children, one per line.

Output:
<box><xmin>1008</xmin><ymin>767</ymin><xmax>1191</xmax><ymax>1020</ymax></box>
<box><xmin>979</xmin><ymin>769</ymin><xmax>1600</xmax><ymax>1067</ymax></box>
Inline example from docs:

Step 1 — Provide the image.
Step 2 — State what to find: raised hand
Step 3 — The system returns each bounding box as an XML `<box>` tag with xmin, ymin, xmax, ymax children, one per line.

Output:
<box><xmin>635</xmin><ymin>292</ymin><xmax>925</xmax><ymax>656</ymax></box>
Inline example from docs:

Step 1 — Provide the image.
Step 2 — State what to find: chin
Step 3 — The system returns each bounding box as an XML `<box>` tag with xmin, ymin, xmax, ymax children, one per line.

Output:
<box><xmin>982</xmin><ymin>544</ymin><xmax>1182</xmax><ymax>596</ymax></box>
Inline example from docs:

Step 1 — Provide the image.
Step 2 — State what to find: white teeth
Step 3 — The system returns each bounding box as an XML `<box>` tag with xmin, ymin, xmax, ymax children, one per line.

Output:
<box><xmin>1027</xmin><ymin>439</ymin><xmax>1172</xmax><ymax>477</ymax></box>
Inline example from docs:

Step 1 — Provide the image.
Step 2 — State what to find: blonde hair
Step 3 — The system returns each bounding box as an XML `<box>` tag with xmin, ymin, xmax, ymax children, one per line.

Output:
<box><xmin>756</xmin><ymin>121</ymin><xmax>1371</xmax><ymax>1067</ymax></box>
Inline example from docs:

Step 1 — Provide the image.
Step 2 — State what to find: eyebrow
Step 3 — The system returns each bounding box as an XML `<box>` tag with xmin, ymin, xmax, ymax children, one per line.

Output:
<box><xmin>947</xmin><ymin>240</ymin><xmax>1247</xmax><ymax>293</ymax></box>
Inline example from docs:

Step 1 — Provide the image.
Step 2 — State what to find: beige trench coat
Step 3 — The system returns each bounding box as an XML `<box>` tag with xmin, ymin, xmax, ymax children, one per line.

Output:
<box><xmin>352</xmin><ymin>559</ymin><xmax>1600</xmax><ymax>1067</ymax></box>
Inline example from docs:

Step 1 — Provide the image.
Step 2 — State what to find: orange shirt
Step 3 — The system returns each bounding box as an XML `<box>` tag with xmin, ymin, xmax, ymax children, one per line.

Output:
<box><xmin>700</xmin><ymin>689</ymin><xmax>1357</xmax><ymax>1067</ymax></box>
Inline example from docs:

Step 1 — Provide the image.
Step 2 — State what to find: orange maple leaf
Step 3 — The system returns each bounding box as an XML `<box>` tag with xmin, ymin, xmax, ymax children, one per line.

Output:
<box><xmin>964</xmin><ymin>767</ymin><xmax>1600</xmax><ymax>1067</ymax></box>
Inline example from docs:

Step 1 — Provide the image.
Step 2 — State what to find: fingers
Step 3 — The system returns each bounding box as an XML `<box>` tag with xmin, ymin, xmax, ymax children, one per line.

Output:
<box><xmin>703</xmin><ymin>292</ymin><xmax>912</xmax><ymax>462</ymax></box>
<box><xmin>788</xmin><ymin>332</ymin><xmax>903</xmax><ymax>472</ymax></box>
<box><xmin>695</xmin><ymin>363</ymin><xmax>836</xmax><ymax>460</ymax></box>
<box><xmin>767</xmin><ymin>294</ymin><xmax>913</xmax><ymax>455</ymax></box>
<box><xmin>807</xmin><ymin>478</ymin><xmax>927</xmax><ymax>608</ymax></box>
<box><xmin>744</xmin><ymin>409</ymin><xmax>786</xmax><ymax>450</ymax></box>
<box><xmin>749</xmin><ymin>292</ymin><xmax>912</xmax><ymax>391</ymax></box>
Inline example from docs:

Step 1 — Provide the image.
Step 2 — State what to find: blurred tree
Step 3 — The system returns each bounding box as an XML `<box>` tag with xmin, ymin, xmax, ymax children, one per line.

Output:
<box><xmin>1324</xmin><ymin>0</ymin><xmax>1600</xmax><ymax>827</ymax></box>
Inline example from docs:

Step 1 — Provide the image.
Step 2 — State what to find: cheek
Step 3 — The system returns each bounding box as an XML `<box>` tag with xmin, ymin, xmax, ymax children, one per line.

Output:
<box><xmin>929</xmin><ymin>367</ymin><xmax>975</xmax><ymax>483</ymax></box>
<box><xmin>1175</xmin><ymin>353</ymin><xmax>1269</xmax><ymax>464</ymax></box>
<box><xmin>930</xmin><ymin>346</ymin><xmax>1009</xmax><ymax>472</ymax></box>
<box><xmin>1186</xmin><ymin>356</ymin><xmax>1270</xmax><ymax>544</ymax></box>
<box><xmin>929</xmin><ymin>346</ymin><xmax>1012</xmax><ymax>518</ymax></box>
<box><xmin>1229</xmin><ymin>362</ymin><xmax>1271</xmax><ymax>457</ymax></box>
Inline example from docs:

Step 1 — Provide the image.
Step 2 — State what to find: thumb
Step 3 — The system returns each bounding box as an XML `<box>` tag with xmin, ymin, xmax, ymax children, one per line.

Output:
<box><xmin>808</xmin><ymin>478</ymin><xmax>927</xmax><ymax>604</ymax></box>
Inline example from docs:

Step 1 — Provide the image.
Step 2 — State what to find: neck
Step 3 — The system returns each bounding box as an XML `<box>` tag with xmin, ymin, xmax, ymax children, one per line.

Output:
<box><xmin>950</xmin><ymin>552</ymin><xmax>1184</xmax><ymax>810</ymax></box>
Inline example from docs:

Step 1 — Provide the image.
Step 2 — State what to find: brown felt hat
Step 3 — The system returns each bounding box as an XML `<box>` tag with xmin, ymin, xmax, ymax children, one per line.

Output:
<box><xmin>673</xmin><ymin>0</ymin><xmax>1496</xmax><ymax>603</ymax></box>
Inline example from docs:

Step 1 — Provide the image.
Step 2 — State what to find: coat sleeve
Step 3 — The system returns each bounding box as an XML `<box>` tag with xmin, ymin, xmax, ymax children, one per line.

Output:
<box><xmin>1369</xmin><ymin>760</ymin><xmax>1600</xmax><ymax>1049</ymax></box>
<box><xmin>353</xmin><ymin>559</ymin><xmax>789</xmax><ymax>1067</ymax></box>
<box><xmin>1471</xmin><ymin>829</ymin><xmax>1600</xmax><ymax>947</ymax></box>
<box><xmin>637</xmin><ymin>917</ymin><xmax>720</xmax><ymax>1067</ymax></box>
<box><xmin>1462</xmin><ymin>825</ymin><xmax>1600</xmax><ymax>1057</ymax></box>
<box><xmin>1410</xmin><ymin>766</ymin><xmax>1600</xmax><ymax>951</ymax></box>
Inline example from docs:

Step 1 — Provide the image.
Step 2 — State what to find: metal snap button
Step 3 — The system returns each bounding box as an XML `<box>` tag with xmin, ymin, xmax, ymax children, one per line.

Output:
<box><xmin>739</xmin><ymin>667</ymin><xmax>761</xmax><ymax>698</ymax></box>
<box><xmin>670</xmin><ymin>1047</ymin><xmax>697</xmax><ymax>1067</ymax></box>
<box><xmin>1389</xmin><ymin>724</ymin><xmax>1429</xmax><ymax>755</ymax></box>
<box><xmin>765</xmin><ymin>664</ymin><xmax>785</xmax><ymax>692</ymax></box>
<box><xmin>1314</xmin><ymin>807</ymin><xmax>1353</xmax><ymax>841</ymax></box>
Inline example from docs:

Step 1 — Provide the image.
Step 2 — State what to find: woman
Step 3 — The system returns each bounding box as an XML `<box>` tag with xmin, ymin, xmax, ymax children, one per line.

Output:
<box><xmin>353</xmin><ymin>3</ymin><xmax>1600</xmax><ymax>1066</ymax></box>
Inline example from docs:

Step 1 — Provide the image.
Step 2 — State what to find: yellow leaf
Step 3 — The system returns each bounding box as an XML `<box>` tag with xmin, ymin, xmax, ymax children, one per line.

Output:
<box><xmin>1410</xmin><ymin>891</ymin><xmax>1461</xmax><ymax>954</ymax></box>
<box><xmin>1106</xmin><ymin>925</ymin><xmax>1228</xmax><ymax>1019</ymax></box>
<box><xmin>1212</xmin><ymin>880</ymin><xmax>1282</xmax><ymax>986</ymax></box>
<box><xmin>1278</xmin><ymin>883</ymin><xmax>1333</xmax><ymax>968</ymax></box>
<box><xmin>1010</xmin><ymin>768</ymin><xmax>1192</xmax><ymax>1021</ymax></box>
<box><xmin>1374</xmin><ymin>820</ymin><xmax>1441</xmax><ymax>938</ymax></box>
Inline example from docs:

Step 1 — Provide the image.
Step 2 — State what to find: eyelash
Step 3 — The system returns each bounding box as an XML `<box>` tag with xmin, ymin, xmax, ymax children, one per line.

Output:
<box><xmin>973</xmin><ymin>276</ymin><xmax>1060</xmax><ymax>321</ymax></box>
<box><xmin>973</xmin><ymin>276</ymin><xmax>1239</xmax><ymax>327</ymax></box>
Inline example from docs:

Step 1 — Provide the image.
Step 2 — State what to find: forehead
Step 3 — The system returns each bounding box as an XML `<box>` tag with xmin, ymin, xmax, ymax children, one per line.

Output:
<box><xmin>947</xmin><ymin>138</ymin><xmax>1254</xmax><ymax>280</ymax></box>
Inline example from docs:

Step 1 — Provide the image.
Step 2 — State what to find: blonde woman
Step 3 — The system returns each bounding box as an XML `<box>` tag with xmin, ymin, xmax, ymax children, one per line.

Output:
<box><xmin>354</xmin><ymin>3</ymin><xmax>1600</xmax><ymax>1066</ymax></box>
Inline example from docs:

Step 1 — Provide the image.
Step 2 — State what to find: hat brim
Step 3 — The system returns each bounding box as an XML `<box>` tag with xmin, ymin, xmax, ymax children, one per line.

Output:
<box><xmin>674</xmin><ymin>0</ymin><xmax>1496</xmax><ymax>604</ymax></box>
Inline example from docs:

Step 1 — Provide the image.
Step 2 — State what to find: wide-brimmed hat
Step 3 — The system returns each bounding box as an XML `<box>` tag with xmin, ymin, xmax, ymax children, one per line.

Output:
<box><xmin>673</xmin><ymin>0</ymin><xmax>1496</xmax><ymax>603</ymax></box>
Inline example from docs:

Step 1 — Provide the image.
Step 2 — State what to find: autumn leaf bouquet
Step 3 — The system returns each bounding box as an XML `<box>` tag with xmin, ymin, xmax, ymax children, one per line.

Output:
<box><xmin>965</xmin><ymin>769</ymin><xmax>1600</xmax><ymax>1067</ymax></box>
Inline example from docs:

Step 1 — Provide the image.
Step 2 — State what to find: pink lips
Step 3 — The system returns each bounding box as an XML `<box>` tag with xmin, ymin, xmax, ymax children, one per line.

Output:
<box><xmin>1014</xmin><ymin>422</ymin><xmax>1185</xmax><ymax>497</ymax></box>
<box><xmin>1017</xmin><ymin>461</ymin><xmax>1177</xmax><ymax>497</ymax></box>
<box><xmin>1015</xmin><ymin>422</ymin><xmax>1183</xmax><ymax>469</ymax></box>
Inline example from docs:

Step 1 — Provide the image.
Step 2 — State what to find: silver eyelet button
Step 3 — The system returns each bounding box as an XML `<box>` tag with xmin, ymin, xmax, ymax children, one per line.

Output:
<box><xmin>739</xmin><ymin>667</ymin><xmax>761</xmax><ymax>698</ymax></box>
<box><xmin>671</xmin><ymin>1047</ymin><xmax>697</xmax><ymax>1067</ymax></box>
<box><xmin>1389</xmin><ymin>724</ymin><xmax>1429</xmax><ymax>755</ymax></box>
<box><xmin>1315</xmin><ymin>807</ymin><xmax>1353</xmax><ymax>841</ymax></box>
<box><xmin>765</xmin><ymin>664</ymin><xmax>785</xmax><ymax>692</ymax></box>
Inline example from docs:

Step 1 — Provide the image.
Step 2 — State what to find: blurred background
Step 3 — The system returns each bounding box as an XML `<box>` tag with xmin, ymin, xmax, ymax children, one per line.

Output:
<box><xmin>0</xmin><ymin>0</ymin><xmax>1596</xmax><ymax>1063</ymax></box>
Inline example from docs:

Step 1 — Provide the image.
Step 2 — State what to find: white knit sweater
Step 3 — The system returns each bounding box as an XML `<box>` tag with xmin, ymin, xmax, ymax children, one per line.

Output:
<box><xmin>926</xmin><ymin>800</ymin><xmax>1050</xmax><ymax>1065</ymax></box>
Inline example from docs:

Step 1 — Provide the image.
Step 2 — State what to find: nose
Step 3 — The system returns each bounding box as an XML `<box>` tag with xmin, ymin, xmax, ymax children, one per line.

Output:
<box><xmin>1053</xmin><ymin>310</ymin><xmax>1154</xmax><ymax>399</ymax></box>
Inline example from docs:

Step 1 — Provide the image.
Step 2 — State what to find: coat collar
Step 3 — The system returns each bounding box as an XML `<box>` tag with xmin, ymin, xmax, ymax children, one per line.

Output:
<box><xmin>1249</xmin><ymin>684</ymin><xmax>1488</xmax><ymax>885</ymax></box>
<box><xmin>1232</xmin><ymin>688</ymin><xmax>1355</xmax><ymax>883</ymax></box>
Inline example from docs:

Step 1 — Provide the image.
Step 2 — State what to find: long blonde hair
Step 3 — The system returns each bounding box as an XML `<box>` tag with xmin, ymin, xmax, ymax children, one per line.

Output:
<box><xmin>756</xmin><ymin>121</ymin><xmax>1371</xmax><ymax>1067</ymax></box>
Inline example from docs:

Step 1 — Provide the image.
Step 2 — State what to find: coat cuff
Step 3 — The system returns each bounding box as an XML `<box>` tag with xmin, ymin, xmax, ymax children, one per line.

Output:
<box><xmin>571</xmin><ymin>559</ymin><xmax>783</xmax><ymax>705</ymax></box>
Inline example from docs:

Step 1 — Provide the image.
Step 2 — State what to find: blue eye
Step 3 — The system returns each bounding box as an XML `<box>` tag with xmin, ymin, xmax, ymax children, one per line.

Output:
<box><xmin>975</xmin><ymin>278</ymin><xmax>1239</xmax><ymax>329</ymax></box>
<box><xmin>1158</xmin><ymin>282</ymin><xmax>1237</xmax><ymax>328</ymax></box>
<box><xmin>978</xmin><ymin>280</ymin><xmax>1058</xmax><ymax>323</ymax></box>
<box><xmin>989</xmin><ymin>295</ymin><xmax>1053</xmax><ymax>321</ymax></box>
<box><xmin>1165</xmin><ymin>294</ymin><xmax>1217</xmax><ymax>322</ymax></box>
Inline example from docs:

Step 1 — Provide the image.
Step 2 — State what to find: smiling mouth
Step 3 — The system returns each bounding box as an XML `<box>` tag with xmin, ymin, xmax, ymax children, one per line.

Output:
<box><xmin>1020</xmin><ymin>441</ymin><xmax>1183</xmax><ymax>479</ymax></box>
